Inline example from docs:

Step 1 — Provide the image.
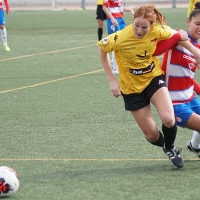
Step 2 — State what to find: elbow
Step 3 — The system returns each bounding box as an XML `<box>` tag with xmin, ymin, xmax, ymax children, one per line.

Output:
<box><xmin>99</xmin><ymin>48</ymin><xmax>107</xmax><ymax>57</ymax></box>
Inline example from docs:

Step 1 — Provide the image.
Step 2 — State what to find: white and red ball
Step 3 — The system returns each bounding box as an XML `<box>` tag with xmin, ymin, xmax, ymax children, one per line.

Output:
<box><xmin>0</xmin><ymin>166</ymin><xmax>19</xmax><ymax>198</ymax></box>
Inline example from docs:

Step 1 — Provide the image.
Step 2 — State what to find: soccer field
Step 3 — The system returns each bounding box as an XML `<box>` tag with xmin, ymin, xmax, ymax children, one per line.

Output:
<box><xmin>0</xmin><ymin>8</ymin><xmax>200</xmax><ymax>200</ymax></box>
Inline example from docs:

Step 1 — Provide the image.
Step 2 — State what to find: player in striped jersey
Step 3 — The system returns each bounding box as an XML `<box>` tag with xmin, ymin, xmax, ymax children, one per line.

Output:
<box><xmin>159</xmin><ymin>2</ymin><xmax>200</xmax><ymax>158</ymax></box>
<box><xmin>0</xmin><ymin>0</ymin><xmax>10</xmax><ymax>51</ymax></box>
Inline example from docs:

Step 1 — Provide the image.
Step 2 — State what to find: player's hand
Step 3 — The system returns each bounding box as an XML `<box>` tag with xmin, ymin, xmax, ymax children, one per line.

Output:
<box><xmin>109</xmin><ymin>79</ymin><xmax>121</xmax><ymax>97</ymax></box>
<box><xmin>130</xmin><ymin>10</ymin><xmax>134</xmax><ymax>17</ymax></box>
<box><xmin>193</xmin><ymin>48</ymin><xmax>200</xmax><ymax>68</ymax></box>
<box><xmin>111</xmin><ymin>18</ymin><xmax>118</xmax><ymax>27</ymax></box>
<box><xmin>178</xmin><ymin>29</ymin><xmax>189</xmax><ymax>41</ymax></box>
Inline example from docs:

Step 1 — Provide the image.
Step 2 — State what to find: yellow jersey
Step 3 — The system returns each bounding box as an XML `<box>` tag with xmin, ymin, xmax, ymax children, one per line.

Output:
<box><xmin>97</xmin><ymin>24</ymin><xmax>173</xmax><ymax>94</ymax></box>
<box><xmin>97</xmin><ymin>0</ymin><xmax>104</xmax><ymax>5</ymax></box>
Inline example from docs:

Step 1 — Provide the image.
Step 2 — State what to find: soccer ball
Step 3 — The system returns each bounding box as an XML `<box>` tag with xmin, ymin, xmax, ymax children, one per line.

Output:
<box><xmin>0</xmin><ymin>166</ymin><xmax>19</xmax><ymax>198</ymax></box>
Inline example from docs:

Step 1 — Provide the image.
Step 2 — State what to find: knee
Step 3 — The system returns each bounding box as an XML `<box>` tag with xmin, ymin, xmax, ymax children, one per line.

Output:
<box><xmin>146</xmin><ymin>134</ymin><xmax>159</xmax><ymax>143</ymax></box>
<box><xmin>142</xmin><ymin>128</ymin><xmax>159</xmax><ymax>143</ymax></box>
<box><xmin>162</xmin><ymin>115</ymin><xmax>175</xmax><ymax>128</ymax></box>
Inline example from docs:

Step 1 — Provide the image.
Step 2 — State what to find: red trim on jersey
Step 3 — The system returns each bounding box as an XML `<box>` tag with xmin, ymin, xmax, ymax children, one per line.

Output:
<box><xmin>153</xmin><ymin>33</ymin><xmax>180</xmax><ymax>56</ymax></box>
<box><xmin>172</xmin><ymin>94</ymin><xmax>195</xmax><ymax>104</ymax></box>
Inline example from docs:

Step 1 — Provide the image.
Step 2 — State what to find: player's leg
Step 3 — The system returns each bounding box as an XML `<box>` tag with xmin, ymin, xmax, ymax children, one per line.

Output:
<box><xmin>111</xmin><ymin>51</ymin><xmax>118</xmax><ymax>74</ymax></box>
<box><xmin>97</xmin><ymin>19</ymin><xmax>104</xmax><ymax>41</ymax></box>
<box><xmin>0</xmin><ymin>9</ymin><xmax>10</xmax><ymax>51</ymax></box>
<box><xmin>96</xmin><ymin>5</ymin><xmax>106</xmax><ymax>41</ymax></box>
<box><xmin>176</xmin><ymin>96</ymin><xmax>200</xmax><ymax>157</ymax></box>
<box><xmin>149</xmin><ymin>76</ymin><xmax>184</xmax><ymax>168</ymax></box>
<box><xmin>110</xmin><ymin>18</ymin><xmax>126</xmax><ymax>74</ymax></box>
<box><xmin>106</xmin><ymin>19</ymin><xmax>119</xmax><ymax>74</ymax></box>
<box><xmin>121</xmin><ymin>90</ymin><xmax>164</xmax><ymax>147</ymax></box>
<box><xmin>118</xmin><ymin>18</ymin><xmax>126</xmax><ymax>30</ymax></box>
<box><xmin>130</xmin><ymin>105</ymin><xmax>164</xmax><ymax>147</ymax></box>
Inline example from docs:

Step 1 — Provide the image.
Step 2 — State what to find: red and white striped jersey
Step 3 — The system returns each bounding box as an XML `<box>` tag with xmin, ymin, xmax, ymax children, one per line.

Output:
<box><xmin>0</xmin><ymin>0</ymin><xmax>10</xmax><ymax>12</ymax></box>
<box><xmin>162</xmin><ymin>35</ymin><xmax>200</xmax><ymax>104</ymax></box>
<box><xmin>0</xmin><ymin>0</ymin><xmax>3</xmax><ymax>10</ymax></box>
<box><xmin>103</xmin><ymin>0</ymin><xmax>123</xmax><ymax>18</ymax></box>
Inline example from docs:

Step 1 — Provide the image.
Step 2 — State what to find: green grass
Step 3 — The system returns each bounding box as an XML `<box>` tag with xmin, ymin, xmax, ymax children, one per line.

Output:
<box><xmin>0</xmin><ymin>8</ymin><xmax>200</xmax><ymax>200</ymax></box>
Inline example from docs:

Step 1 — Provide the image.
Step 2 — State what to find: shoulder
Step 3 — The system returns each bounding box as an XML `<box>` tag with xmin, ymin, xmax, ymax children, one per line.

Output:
<box><xmin>153</xmin><ymin>24</ymin><xmax>172</xmax><ymax>31</ymax></box>
<box><xmin>151</xmin><ymin>24</ymin><xmax>172</xmax><ymax>36</ymax></box>
<box><xmin>122</xmin><ymin>24</ymin><xmax>132</xmax><ymax>32</ymax></box>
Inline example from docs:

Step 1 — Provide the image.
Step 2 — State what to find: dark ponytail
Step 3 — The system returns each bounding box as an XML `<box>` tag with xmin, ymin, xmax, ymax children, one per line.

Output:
<box><xmin>194</xmin><ymin>2</ymin><xmax>200</xmax><ymax>9</ymax></box>
<box><xmin>189</xmin><ymin>2</ymin><xmax>200</xmax><ymax>20</ymax></box>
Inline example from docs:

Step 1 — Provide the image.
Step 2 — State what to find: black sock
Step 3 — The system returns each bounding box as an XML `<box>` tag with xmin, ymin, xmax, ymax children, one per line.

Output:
<box><xmin>162</xmin><ymin>123</ymin><xmax>177</xmax><ymax>149</ymax></box>
<box><xmin>98</xmin><ymin>28</ymin><xmax>103</xmax><ymax>41</ymax></box>
<box><xmin>146</xmin><ymin>131</ymin><xmax>164</xmax><ymax>147</ymax></box>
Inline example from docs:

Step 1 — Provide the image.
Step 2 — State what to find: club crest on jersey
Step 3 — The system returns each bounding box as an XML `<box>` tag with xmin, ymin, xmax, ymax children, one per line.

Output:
<box><xmin>102</xmin><ymin>36</ymin><xmax>109</xmax><ymax>45</ymax></box>
<box><xmin>118</xmin><ymin>2</ymin><xmax>122</xmax><ymax>6</ymax></box>
<box><xmin>189</xmin><ymin>62</ymin><xmax>196</xmax><ymax>70</ymax></box>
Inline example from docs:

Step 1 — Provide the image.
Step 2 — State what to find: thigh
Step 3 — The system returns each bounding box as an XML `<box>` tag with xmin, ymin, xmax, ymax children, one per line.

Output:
<box><xmin>175</xmin><ymin>96</ymin><xmax>200</xmax><ymax>129</ymax></box>
<box><xmin>173</xmin><ymin>103</ymin><xmax>193</xmax><ymax>127</ymax></box>
<box><xmin>185</xmin><ymin>112</ymin><xmax>200</xmax><ymax>131</ymax></box>
<box><xmin>121</xmin><ymin>91</ymin><xmax>150</xmax><ymax>111</ymax></box>
<box><xmin>149</xmin><ymin>79</ymin><xmax>175</xmax><ymax>127</ymax></box>
<box><xmin>130</xmin><ymin>105</ymin><xmax>159</xmax><ymax>136</ymax></box>
<box><xmin>189</xmin><ymin>96</ymin><xmax>200</xmax><ymax>115</ymax></box>
<box><xmin>151</xmin><ymin>87</ymin><xmax>175</xmax><ymax>126</ymax></box>
<box><xmin>0</xmin><ymin>10</ymin><xmax>5</xmax><ymax>25</ymax></box>
<box><xmin>96</xmin><ymin>5</ymin><xmax>106</xmax><ymax>20</ymax></box>
<box><xmin>117</xmin><ymin>18</ymin><xmax>126</xmax><ymax>30</ymax></box>
<box><xmin>106</xmin><ymin>18</ymin><xmax>119</xmax><ymax>34</ymax></box>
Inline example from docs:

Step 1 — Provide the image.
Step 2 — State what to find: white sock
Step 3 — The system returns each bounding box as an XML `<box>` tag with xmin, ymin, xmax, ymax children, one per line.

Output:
<box><xmin>0</xmin><ymin>28</ymin><xmax>7</xmax><ymax>46</ymax></box>
<box><xmin>111</xmin><ymin>51</ymin><xmax>118</xmax><ymax>71</ymax></box>
<box><xmin>191</xmin><ymin>131</ymin><xmax>200</xmax><ymax>149</ymax></box>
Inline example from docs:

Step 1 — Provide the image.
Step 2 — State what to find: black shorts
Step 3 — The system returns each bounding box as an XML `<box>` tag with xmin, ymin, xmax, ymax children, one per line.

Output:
<box><xmin>96</xmin><ymin>5</ymin><xmax>106</xmax><ymax>20</ymax></box>
<box><xmin>121</xmin><ymin>75</ymin><xmax>167</xmax><ymax>111</ymax></box>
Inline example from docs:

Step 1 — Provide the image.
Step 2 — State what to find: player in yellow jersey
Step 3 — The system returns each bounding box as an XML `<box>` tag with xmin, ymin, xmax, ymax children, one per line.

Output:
<box><xmin>96</xmin><ymin>0</ymin><xmax>106</xmax><ymax>41</ymax></box>
<box><xmin>98</xmin><ymin>4</ymin><xmax>200</xmax><ymax>168</ymax></box>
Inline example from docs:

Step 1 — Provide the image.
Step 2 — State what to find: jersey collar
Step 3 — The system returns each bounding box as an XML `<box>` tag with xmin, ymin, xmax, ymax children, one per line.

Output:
<box><xmin>187</xmin><ymin>31</ymin><xmax>198</xmax><ymax>45</ymax></box>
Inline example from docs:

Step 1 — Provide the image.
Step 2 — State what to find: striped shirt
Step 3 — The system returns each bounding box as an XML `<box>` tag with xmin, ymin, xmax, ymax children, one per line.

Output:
<box><xmin>162</xmin><ymin>33</ymin><xmax>199</xmax><ymax>104</ymax></box>
<box><xmin>103</xmin><ymin>0</ymin><xmax>123</xmax><ymax>18</ymax></box>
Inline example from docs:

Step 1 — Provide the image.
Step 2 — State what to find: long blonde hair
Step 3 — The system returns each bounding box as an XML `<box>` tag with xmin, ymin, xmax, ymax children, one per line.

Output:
<box><xmin>132</xmin><ymin>4</ymin><xmax>168</xmax><ymax>25</ymax></box>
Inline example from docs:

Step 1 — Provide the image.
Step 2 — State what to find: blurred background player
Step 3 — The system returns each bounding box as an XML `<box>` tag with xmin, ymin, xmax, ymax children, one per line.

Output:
<box><xmin>96</xmin><ymin>0</ymin><xmax>107</xmax><ymax>41</ymax></box>
<box><xmin>187</xmin><ymin>0</ymin><xmax>200</xmax><ymax>18</ymax></box>
<box><xmin>103</xmin><ymin>0</ymin><xmax>133</xmax><ymax>74</ymax></box>
<box><xmin>0</xmin><ymin>0</ymin><xmax>10</xmax><ymax>51</ymax></box>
